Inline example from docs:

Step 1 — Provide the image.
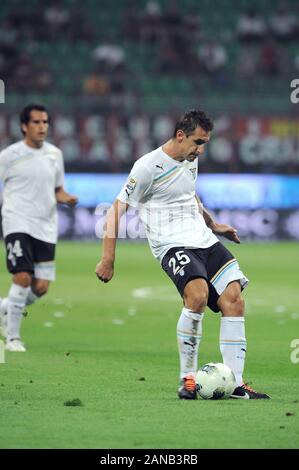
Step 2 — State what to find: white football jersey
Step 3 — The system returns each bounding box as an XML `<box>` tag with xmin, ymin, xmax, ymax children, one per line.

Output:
<box><xmin>117</xmin><ymin>146</ymin><xmax>218</xmax><ymax>262</ymax></box>
<box><xmin>0</xmin><ymin>140</ymin><xmax>64</xmax><ymax>243</ymax></box>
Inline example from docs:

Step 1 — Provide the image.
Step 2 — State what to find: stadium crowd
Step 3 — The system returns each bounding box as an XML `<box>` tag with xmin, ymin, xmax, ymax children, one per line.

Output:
<box><xmin>0</xmin><ymin>0</ymin><xmax>299</xmax><ymax>172</ymax></box>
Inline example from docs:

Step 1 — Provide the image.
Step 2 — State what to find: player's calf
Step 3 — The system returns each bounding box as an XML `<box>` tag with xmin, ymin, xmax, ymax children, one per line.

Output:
<box><xmin>31</xmin><ymin>279</ymin><xmax>50</xmax><ymax>297</ymax></box>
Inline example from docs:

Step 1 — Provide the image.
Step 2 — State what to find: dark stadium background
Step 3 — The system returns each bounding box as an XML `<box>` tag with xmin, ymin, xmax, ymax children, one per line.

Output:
<box><xmin>0</xmin><ymin>0</ymin><xmax>299</xmax><ymax>239</ymax></box>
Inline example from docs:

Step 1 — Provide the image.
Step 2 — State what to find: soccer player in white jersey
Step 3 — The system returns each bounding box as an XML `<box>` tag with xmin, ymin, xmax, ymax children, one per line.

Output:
<box><xmin>0</xmin><ymin>104</ymin><xmax>78</xmax><ymax>352</ymax></box>
<box><xmin>95</xmin><ymin>109</ymin><xmax>270</xmax><ymax>400</ymax></box>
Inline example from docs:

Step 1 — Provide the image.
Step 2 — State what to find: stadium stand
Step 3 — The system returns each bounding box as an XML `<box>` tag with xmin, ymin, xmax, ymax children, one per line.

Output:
<box><xmin>0</xmin><ymin>0</ymin><xmax>299</xmax><ymax>172</ymax></box>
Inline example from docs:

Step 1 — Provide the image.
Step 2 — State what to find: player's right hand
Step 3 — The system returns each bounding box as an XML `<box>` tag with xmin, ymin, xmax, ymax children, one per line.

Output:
<box><xmin>95</xmin><ymin>259</ymin><xmax>114</xmax><ymax>283</ymax></box>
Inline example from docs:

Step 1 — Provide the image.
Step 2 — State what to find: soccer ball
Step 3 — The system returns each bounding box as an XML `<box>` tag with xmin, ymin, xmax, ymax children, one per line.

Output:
<box><xmin>196</xmin><ymin>362</ymin><xmax>236</xmax><ymax>400</ymax></box>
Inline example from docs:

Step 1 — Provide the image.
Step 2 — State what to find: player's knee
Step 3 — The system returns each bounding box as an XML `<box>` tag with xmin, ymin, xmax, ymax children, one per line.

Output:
<box><xmin>231</xmin><ymin>294</ymin><xmax>244</xmax><ymax>316</ymax></box>
<box><xmin>184</xmin><ymin>285</ymin><xmax>208</xmax><ymax>312</ymax></box>
<box><xmin>224</xmin><ymin>293</ymin><xmax>245</xmax><ymax>316</ymax></box>
<box><xmin>32</xmin><ymin>280</ymin><xmax>49</xmax><ymax>297</ymax></box>
<box><xmin>13</xmin><ymin>272</ymin><xmax>32</xmax><ymax>288</ymax></box>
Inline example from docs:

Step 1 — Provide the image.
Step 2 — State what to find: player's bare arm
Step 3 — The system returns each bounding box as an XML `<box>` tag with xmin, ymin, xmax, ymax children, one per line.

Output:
<box><xmin>195</xmin><ymin>195</ymin><xmax>240</xmax><ymax>244</ymax></box>
<box><xmin>95</xmin><ymin>199</ymin><xmax>128</xmax><ymax>283</ymax></box>
<box><xmin>55</xmin><ymin>187</ymin><xmax>78</xmax><ymax>206</ymax></box>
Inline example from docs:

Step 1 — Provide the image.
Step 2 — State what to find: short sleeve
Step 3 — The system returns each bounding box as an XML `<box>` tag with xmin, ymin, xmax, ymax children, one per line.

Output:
<box><xmin>55</xmin><ymin>150</ymin><xmax>65</xmax><ymax>188</ymax></box>
<box><xmin>0</xmin><ymin>149</ymin><xmax>8</xmax><ymax>181</ymax></box>
<box><xmin>117</xmin><ymin>162</ymin><xmax>153</xmax><ymax>207</ymax></box>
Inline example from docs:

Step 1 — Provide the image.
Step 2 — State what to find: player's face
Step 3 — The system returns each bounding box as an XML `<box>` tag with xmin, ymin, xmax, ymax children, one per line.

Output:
<box><xmin>22</xmin><ymin>110</ymin><xmax>49</xmax><ymax>148</ymax></box>
<box><xmin>179</xmin><ymin>127</ymin><xmax>210</xmax><ymax>162</ymax></box>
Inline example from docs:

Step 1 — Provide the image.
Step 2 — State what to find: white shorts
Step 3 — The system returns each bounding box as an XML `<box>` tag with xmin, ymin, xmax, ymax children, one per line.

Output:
<box><xmin>34</xmin><ymin>261</ymin><xmax>56</xmax><ymax>281</ymax></box>
<box><xmin>210</xmin><ymin>259</ymin><xmax>249</xmax><ymax>296</ymax></box>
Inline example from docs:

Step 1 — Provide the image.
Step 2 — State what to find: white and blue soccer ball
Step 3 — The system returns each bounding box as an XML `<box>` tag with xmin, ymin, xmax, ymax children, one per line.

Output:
<box><xmin>196</xmin><ymin>362</ymin><xmax>236</xmax><ymax>400</ymax></box>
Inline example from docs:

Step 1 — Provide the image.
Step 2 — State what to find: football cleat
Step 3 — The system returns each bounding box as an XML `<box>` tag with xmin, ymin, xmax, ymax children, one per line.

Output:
<box><xmin>178</xmin><ymin>375</ymin><xmax>197</xmax><ymax>400</ymax></box>
<box><xmin>5</xmin><ymin>338</ymin><xmax>26</xmax><ymax>352</ymax></box>
<box><xmin>231</xmin><ymin>383</ymin><xmax>270</xmax><ymax>399</ymax></box>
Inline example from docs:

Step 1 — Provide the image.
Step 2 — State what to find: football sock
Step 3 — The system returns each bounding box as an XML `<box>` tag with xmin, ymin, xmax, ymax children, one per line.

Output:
<box><xmin>26</xmin><ymin>288</ymin><xmax>40</xmax><ymax>306</ymax></box>
<box><xmin>7</xmin><ymin>284</ymin><xmax>30</xmax><ymax>341</ymax></box>
<box><xmin>0</xmin><ymin>297</ymin><xmax>8</xmax><ymax>316</ymax></box>
<box><xmin>220</xmin><ymin>316</ymin><xmax>246</xmax><ymax>387</ymax></box>
<box><xmin>177</xmin><ymin>307</ymin><xmax>203</xmax><ymax>380</ymax></box>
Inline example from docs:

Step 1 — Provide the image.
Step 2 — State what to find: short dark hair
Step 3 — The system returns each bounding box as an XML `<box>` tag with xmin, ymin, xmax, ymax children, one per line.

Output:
<box><xmin>173</xmin><ymin>109</ymin><xmax>213</xmax><ymax>137</ymax></box>
<box><xmin>20</xmin><ymin>104</ymin><xmax>49</xmax><ymax>135</ymax></box>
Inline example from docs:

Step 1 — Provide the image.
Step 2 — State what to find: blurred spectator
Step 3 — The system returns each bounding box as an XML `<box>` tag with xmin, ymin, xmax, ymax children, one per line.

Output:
<box><xmin>34</xmin><ymin>67</ymin><xmax>53</xmax><ymax>92</ymax></box>
<box><xmin>122</xmin><ymin>0</ymin><xmax>140</xmax><ymax>41</ymax></box>
<box><xmin>110</xmin><ymin>69</ymin><xmax>127</xmax><ymax>96</ymax></box>
<box><xmin>0</xmin><ymin>19</ymin><xmax>19</xmax><ymax>75</ymax></box>
<box><xmin>11</xmin><ymin>52</ymin><xmax>34</xmax><ymax>91</ymax></box>
<box><xmin>139</xmin><ymin>1</ymin><xmax>162</xmax><ymax>43</ymax></box>
<box><xmin>0</xmin><ymin>19</ymin><xmax>19</xmax><ymax>48</ymax></box>
<box><xmin>259</xmin><ymin>37</ymin><xmax>284</xmax><ymax>76</ymax></box>
<box><xmin>162</xmin><ymin>3</ymin><xmax>188</xmax><ymax>57</ymax></box>
<box><xmin>237</xmin><ymin>9</ymin><xmax>268</xmax><ymax>43</ymax></box>
<box><xmin>152</xmin><ymin>115</ymin><xmax>173</xmax><ymax>141</ymax></box>
<box><xmin>7</xmin><ymin>6</ymin><xmax>44</xmax><ymax>41</ymax></box>
<box><xmin>68</xmin><ymin>7</ymin><xmax>96</xmax><ymax>42</ymax></box>
<box><xmin>236</xmin><ymin>46</ymin><xmax>259</xmax><ymax>88</ymax></box>
<box><xmin>128</xmin><ymin>115</ymin><xmax>150</xmax><ymax>140</ymax></box>
<box><xmin>156</xmin><ymin>34</ymin><xmax>182</xmax><ymax>74</ymax></box>
<box><xmin>145</xmin><ymin>1</ymin><xmax>161</xmax><ymax>18</ymax></box>
<box><xmin>162</xmin><ymin>2</ymin><xmax>182</xmax><ymax>37</ymax></box>
<box><xmin>198</xmin><ymin>38</ymin><xmax>228</xmax><ymax>85</ymax></box>
<box><xmin>269</xmin><ymin>2</ymin><xmax>298</xmax><ymax>42</ymax></box>
<box><xmin>44</xmin><ymin>0</ymin><xmax>70</xmax><ymax>40</ymax></box>
<box><xmin>58</xmin><ymin>138</ymin><xmax>81</xmax><ymax>163</ymax></box>
<box><xmin>183</xmin><ymin>9</ymin><xmax>203</xmax><ymax>44</ymax></box>
<box><xmin>92</xmin><ymin>38</ymin><xmax>126</xmax><ymax>73</ymax></box>
<box><xmin>83</xmin><ymin>73</ymin><xmax>110</xmax><ymax>96</ymax></box>
<box><xmin>114</xmin><ymin>128</ymin><xmax>134</xmax><ymax>165</ymax></box>
<box><xmin>82</xmin><ymin>115</ymin><xmax>105</xmax><ymax>140</ymax></box>
<box><xmin>53</xmin><ymin>115</ymin><xmax>76</xmax><ymax>141</ymax></box>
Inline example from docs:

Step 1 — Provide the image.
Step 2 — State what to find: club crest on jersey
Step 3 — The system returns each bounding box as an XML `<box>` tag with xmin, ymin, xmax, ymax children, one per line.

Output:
<box><xmin>125</xmin><ymin>177</ymin><xmax>136</xmax><ymax>197</ymax></box>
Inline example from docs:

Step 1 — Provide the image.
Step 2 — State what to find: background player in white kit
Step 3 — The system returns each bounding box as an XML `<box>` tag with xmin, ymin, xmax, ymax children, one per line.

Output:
<box><xmin>0</xmin><ymin>104</ymin><xmax>78</xmax><ymax>352</ymax></box>
<box><xmin>95</xmin><ymin>109</ymin><xmax>270</xmax><ymax>400</ymax></box>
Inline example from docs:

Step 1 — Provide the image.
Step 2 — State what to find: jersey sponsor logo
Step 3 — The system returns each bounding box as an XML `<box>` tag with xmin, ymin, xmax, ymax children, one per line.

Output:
<box><xmin>125</xmin><ymin>177</ymin><xmax>136</xmax><ymax>197</ymax></box>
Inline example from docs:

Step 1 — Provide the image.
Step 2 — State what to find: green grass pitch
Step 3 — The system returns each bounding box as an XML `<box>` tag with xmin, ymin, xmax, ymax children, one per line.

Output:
<box><xmin>0</xmin><ymin>241</ymin><xmax>298</xmax><ymax>449</ymax></box>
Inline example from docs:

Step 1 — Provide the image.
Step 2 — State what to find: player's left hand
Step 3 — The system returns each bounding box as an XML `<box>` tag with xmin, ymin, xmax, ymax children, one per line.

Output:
<box><xmin>213</xmin><ymin>223</ymin><xmax>240</xmax><ymax>244</ymax></box>
<box><xmin>66</xmin><ymin>194</ymin><xmax>78</xmax><ymax>207</ymax></box>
